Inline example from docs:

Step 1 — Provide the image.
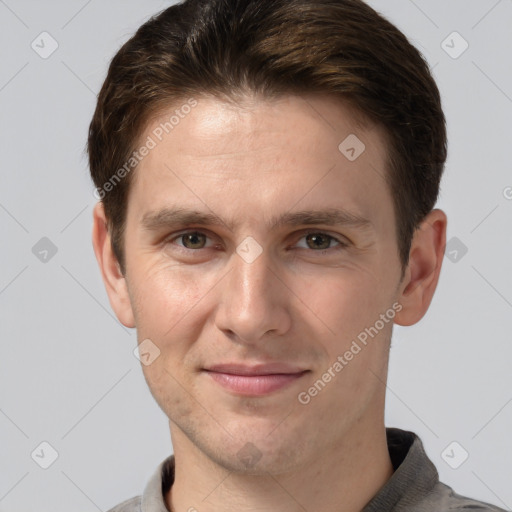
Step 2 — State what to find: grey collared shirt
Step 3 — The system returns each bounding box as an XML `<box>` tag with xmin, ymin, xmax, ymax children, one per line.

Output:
<box><xmin>106</xmin><ymin>428</ymin><xmax>506</xmax><ymax>512</ymax></box>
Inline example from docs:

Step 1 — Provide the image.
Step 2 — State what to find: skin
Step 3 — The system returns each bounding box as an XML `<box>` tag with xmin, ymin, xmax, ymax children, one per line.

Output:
<box><xmin>92</xmin><ymin>93</ymin><xmax>447</xmax><ymax>512</ymax></box>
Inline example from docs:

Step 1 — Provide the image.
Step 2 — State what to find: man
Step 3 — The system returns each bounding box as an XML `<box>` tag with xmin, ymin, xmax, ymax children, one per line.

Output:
<box><xmin>88</xmin><ymin>0</ymin><xmax>506</xmax><ymax>511</ymax></box>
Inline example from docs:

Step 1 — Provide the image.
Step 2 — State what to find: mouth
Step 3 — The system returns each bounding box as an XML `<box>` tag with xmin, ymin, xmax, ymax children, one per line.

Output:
<box><xmin>203</xmin><ymin>363</ymin><xmax>310</xmax><ymax>396</ymax></box>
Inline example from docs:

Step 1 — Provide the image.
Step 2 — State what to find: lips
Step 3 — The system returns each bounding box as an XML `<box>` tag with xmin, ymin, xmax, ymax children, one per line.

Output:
<box><xmin>203</xmin><ymin>363</ymin><xmax>309</xmax><ymax>396</ymax></box>
<box><xmin>206</xmin><ymin>362</ymin><xmax>307</xmax><ymax>375</ymax></box>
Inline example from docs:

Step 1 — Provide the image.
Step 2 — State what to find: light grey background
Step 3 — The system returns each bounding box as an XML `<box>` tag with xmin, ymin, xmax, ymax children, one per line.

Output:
<box><xmin>1</xmin><ymin>1</ymin><xmax>511</xmax><ymax>511</ymax></box>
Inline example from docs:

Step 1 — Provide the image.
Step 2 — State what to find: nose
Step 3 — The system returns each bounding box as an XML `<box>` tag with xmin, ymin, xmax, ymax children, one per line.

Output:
<box><xmin>214</xmin><ymin>245</ymin><xmax>292</xmax><ymax>344</ymax></box>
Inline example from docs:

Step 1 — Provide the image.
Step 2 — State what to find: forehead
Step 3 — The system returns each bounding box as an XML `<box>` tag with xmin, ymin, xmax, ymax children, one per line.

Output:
<box><xmin>128</xmin><ymin>94</ymin><xmax>393</xmax><ymax>232</ymax></box>
<box><xmin>141</xmin><ymin>94</ymin><xmax>378</xmax><ymax>159</ymax></box>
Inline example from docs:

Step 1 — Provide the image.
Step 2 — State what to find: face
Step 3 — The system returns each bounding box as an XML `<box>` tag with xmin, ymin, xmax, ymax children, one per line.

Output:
<box><xmin>95</xmin><ymin>94</ymin><xmax>437</xmax><ymax>474</ymax></box>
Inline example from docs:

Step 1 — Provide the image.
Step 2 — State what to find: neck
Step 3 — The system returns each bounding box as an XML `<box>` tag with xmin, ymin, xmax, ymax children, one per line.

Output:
<box><xmin>165</xmin><ymin>421</ymin><xmax>394</xmax><ymax>512</ymax></box>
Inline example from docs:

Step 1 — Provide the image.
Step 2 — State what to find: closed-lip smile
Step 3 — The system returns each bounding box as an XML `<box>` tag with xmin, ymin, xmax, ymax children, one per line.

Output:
<box><xmin>203</xmin><ymin>363</ymin><xmax>309</xmax><ymax>395</ymax></box>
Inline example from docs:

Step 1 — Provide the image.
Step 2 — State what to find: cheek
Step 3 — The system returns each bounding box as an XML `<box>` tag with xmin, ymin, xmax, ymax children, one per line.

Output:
<box><xmin>293</xmin><ymin>270</ymin><xmax>380</xmax><ymax>333</ymax></box>
<box><xmin>292</xmin><ymin>268</ymin><xmax>395</xmax><ymax>382</ymax></box>
<box><xmin>141</xmin><ymin>355</ymin><xmax>196</xmax><ymax>421</ymax></box>
<box><xmin>129</xmin><ymin>259</ymin><xmax>214</xmax><ymax>338</ymax></box>
<box><xmin>128</xmin><ymin>260</ymin><xmax>225</xmax><ymax>386</ymax></box>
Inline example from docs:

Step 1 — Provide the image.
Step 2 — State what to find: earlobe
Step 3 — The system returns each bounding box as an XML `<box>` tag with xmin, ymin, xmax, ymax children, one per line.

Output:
<box><xmin>91</xmin><ymin>202</ymin><xmax>136</xmax><ymax>328</ymax></box>
<box><xmin>394</xmin><ymin>208</ymin><xmax>447</xmax><ymax>327</ymax></box>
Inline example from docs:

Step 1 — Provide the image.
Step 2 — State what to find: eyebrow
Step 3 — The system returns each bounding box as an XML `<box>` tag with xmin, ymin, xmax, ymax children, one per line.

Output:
<box><xmin>141</xmin><ymin>206</ymin><xmax>373</xmax><ymax>233</ymax></box>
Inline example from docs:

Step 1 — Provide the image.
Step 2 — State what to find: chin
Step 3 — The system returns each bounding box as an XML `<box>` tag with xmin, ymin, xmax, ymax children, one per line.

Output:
<box><xmin>213</xmin><ymin>448</ymin><xmax>304</xmax><ymax>476</ymax></box>
<box><xmin>203</xmin><ymin>426</ymin><xmax>311</xmax><ymax>476</ymax></box>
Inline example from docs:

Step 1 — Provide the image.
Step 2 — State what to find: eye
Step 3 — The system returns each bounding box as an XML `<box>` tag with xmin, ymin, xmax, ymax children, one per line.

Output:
<box><xmin>294</xmin><ymin>231</ymin><xmax>347</xmax><ymax>251</ymax></box>
<box><xmin>165</xmin><ymin>230</ymin><xmax>348</xmax><ymax>253</ymax></box>
<box><xmin>168</xmin><ymin>231</ymin><xmax>215</xmax><ymax>250</ymax></box>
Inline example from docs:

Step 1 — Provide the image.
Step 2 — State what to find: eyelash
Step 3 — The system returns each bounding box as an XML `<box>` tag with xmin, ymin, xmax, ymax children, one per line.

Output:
<box><xmin>165</xmin><ymin>229</ymin><xmax>349</xmax><ymax>254</ymax></box>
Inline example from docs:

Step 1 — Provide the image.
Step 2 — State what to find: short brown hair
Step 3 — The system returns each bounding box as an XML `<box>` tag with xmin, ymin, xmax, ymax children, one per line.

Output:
<box><xmin>87</xmin><ymin>0</ymin><xmax>447</xmax><ymax>277</ymax></box>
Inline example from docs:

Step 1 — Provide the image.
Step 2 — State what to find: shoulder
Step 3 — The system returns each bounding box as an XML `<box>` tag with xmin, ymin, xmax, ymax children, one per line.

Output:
<box><xmin>104</xmin><ymin>495</ymin><xmax>142</xmax><ymax>512</ymax></box>
<box><xmin>421</xmin><ymin>480</ymin><xmax>507</xmax><ymax>511</ymax></box>
<box><xmin>379</xmin><ymin>428</ymin><xmax>506</xmax><ymax>512</ymax></box>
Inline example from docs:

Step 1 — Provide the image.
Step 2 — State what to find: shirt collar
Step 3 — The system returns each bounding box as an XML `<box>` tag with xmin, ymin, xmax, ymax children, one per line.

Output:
<box><xmin>362</xmin><ymin>428</ymin><xmax>439</xmax><ymax>511</ymax></box>
<box><xmin>140</xmin><ymin>427</ymin><xmax>439</xmax><ymax>512</ymax></box>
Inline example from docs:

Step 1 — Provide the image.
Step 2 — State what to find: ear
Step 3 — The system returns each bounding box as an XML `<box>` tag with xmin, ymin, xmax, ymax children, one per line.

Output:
<box><xmin>394</xmin><ymin>208</ymin><xmax>447</xmax><ymax>326</ymax></box>
<box><xmin>91</xmin><ymin>201</ymin><xmax>136</xmax><ymax>328</ymax></box>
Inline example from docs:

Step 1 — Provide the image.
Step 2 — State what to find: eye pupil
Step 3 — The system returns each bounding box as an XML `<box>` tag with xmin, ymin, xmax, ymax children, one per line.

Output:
<box><xmin>182</xmin><ymin>232</ymin><xmax>206</xmax><ymax>249</ymax></box>
<box><xmin>306</xmin><ymin>233</ymin><xmax>330</xmax><ymax>250</ymax></box>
